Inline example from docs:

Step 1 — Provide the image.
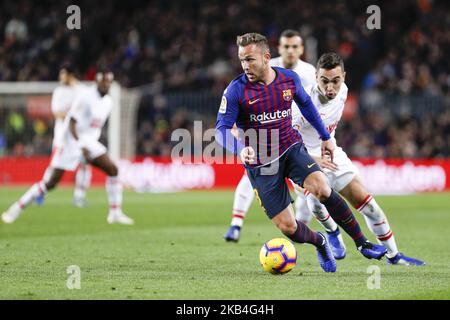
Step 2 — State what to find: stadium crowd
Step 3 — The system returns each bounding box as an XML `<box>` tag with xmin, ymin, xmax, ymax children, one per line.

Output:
<box><xmin>0</xmin><ymin>0</ymin><xmax>448</xmax><ymax>158</ymax></box>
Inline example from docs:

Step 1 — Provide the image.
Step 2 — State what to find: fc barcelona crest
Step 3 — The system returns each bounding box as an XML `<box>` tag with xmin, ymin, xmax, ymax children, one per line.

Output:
<box><xmin>283</xmin><ymin>89</ymin><xmax>293</xmax><ymax>101</ymax></box>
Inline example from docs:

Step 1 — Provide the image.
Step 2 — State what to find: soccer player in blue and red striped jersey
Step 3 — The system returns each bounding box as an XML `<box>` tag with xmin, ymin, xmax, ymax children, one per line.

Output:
<box><xmin>215</xmin><ymin>33</ymin><xmax>386</xmax><ymax>272</ymax></box>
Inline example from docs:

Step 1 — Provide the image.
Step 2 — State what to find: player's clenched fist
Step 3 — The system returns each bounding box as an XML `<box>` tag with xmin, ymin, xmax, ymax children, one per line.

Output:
<box><xmin>240</xmin><ymin>146</ymin><xmax>256</xmax><ymax>165</ymax></box>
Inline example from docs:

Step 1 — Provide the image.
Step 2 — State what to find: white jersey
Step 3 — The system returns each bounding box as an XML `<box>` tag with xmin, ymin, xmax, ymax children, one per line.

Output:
<box><xmin>67</xmin><ymin>85</ymin><xmax>113</xmax><ymax>144</ymax></box>
<box><xmin>270</xmin><ymin>57</ymin><xmax>316</xmax><ymax>88</ymax></box>
<box><xmin>51</xmin><ymin>83</ymin><xmax>85</xmax><ymax>147</ymax></box>
<box><xmin>293</xmin><ymin>83</ymin><xmax>348</xmax><ymax>156</ymax></box>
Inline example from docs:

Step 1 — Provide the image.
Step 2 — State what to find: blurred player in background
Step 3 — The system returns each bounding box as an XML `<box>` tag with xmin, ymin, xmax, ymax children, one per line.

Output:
<box><xmin>2</xmin><ymin>70</ymin><xmax>134</xmax><ymax>225</ymax></box>
<box><xmin>225</xmin><ymin>30</ymin><xmax>325</xmax><ymax>245</ymax></box>
<box><xmin>34</xmin><ymin>64</ymin><xmax>92</xmax><ymax>208</ymax></box>
<box><xmin>293</xmin><ymin>52</ymin><xmax>424</xmax><ymax>265</ymax></box>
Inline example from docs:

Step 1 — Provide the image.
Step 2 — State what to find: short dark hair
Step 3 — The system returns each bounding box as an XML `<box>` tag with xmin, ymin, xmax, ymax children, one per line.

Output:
<box><xmin>280</xmin><ymin>29</ymin><xmax>301</xmax><ymax>39</ymax></box>
<box><xmin>236</xmin><ymin>33</ymin><xmax>269</xmax><ymax>52</ymax></box>
<box><xmin>317</xmin><ymin>52</ymin><xmax>345</xmax><ymax>71</ymax></box>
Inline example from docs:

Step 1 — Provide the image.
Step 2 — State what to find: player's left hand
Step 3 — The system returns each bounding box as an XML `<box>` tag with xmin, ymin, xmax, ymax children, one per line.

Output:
<box><xmin>321</xmin><ymin>139</ymin><xmax>335</xmax><ymax>163</ymax></box>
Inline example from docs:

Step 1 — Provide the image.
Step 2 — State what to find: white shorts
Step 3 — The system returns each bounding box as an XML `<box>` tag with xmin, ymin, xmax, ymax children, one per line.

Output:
<box><xmin>50</xmin><ymin>139</ymin><xmax>107</xmax><ymax>171</ymax></box>
<box><xmin>322</xmin><ymin>147</ymin><xmax>358</xmax><ymax>192</ymax></box>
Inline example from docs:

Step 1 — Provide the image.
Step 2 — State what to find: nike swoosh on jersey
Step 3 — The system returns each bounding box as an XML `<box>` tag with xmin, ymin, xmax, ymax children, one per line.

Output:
<box><xmin>249</xmin><ymin>99</ymin><xmax>259</xmax><ymax>105</ymax></box>
<box><xmin>307</xmin><ymin>163</ymin><xmax>316</xmax><ymax>168</ymax></box>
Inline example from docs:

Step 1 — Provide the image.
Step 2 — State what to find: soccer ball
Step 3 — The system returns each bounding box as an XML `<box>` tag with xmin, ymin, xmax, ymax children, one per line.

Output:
<box><xmin>259</xmin><ymin>238</ymin><xmax>297</xmax><ymax>274</ymax></box>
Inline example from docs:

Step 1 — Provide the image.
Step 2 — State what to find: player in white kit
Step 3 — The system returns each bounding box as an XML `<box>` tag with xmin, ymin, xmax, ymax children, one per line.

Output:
<box><xmin>2</xmin><ymin>69</ymin><xmax>134</xmax><ymax>225</ymax></box>
<box><xmin>293</xmin><ymin>52</ymin><xmax>424</xmax><ymax>265</ymax></box>
<box><xmin>34</xmin><ymin>65</ymin><xmax>92</xmax><ymax>208</ymax></box>
<box><xmin>224</xmin><ymin>29</ymin><xmax>324</xmax><ymax>243</ymax></box>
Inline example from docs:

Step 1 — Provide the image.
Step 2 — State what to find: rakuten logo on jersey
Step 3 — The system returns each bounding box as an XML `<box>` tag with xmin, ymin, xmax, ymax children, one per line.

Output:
<box><xmin>250</xmin><ymin>109</ymin><xmax>291</xmax><ymax>124</ymax></box>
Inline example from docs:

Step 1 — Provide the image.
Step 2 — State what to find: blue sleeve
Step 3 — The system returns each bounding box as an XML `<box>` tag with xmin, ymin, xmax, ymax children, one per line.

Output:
<box><xmin>215</xmin><ymin>83</ymin><xmax>246</xmax><ymax>155</ymax></box>
<box><xmin>291</xmin><ymin>73</ymin><xmax>331</xmax><ymax>141</ymax></box>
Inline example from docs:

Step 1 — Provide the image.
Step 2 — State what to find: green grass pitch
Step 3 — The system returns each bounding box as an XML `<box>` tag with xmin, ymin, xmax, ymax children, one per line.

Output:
<box><xmin>0</xmin><ymin>187</ymin><xmax>449</xmax><ymax>299</ymax></box>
